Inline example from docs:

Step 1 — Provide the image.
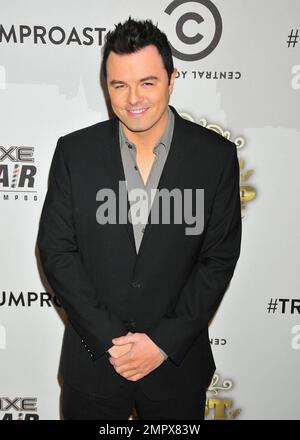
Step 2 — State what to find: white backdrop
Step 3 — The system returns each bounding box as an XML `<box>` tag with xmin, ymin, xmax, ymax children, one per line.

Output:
<box><xmin>1</xmin><ymin>0</ymin><xmax>300</xmax><ymax>420</ymax></box>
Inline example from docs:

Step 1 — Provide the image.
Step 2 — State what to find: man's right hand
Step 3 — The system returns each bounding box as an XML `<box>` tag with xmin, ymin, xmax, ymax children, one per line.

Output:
<box><xmin>107</xmin><ymin>332</ymin><xmax>133</xmax><ymax>358</ymax></box>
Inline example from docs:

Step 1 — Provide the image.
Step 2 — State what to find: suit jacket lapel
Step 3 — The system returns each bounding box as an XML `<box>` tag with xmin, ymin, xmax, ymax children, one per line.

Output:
<box><xmin>101</xmin><ymin>104</ymin><xmax>187</xmax><ymax>258</ymax></box>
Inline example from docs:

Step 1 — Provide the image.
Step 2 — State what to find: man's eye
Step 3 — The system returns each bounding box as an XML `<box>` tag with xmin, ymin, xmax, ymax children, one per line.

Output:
<box><xmin>143</xmin><ymin>82</ymin><xmax>153</xmax><ymax>86</ymax></box>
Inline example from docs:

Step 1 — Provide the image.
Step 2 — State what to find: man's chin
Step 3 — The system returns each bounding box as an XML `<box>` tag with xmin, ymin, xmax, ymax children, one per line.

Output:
<box><xmin>126</xmin><ymin>125</ymin><xmax>151</xmax><ymax>133</ymax></box>
<box><xmin>121</xmin><ymin>119</ymin><xmax>154</xmax><ymax>133</ymax></box>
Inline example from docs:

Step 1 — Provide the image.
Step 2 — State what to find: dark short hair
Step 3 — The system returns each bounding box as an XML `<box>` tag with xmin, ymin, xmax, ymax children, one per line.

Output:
<box><xmin>102</xmin><ymin>16</ymin><xmax>174</xmax><ymax>83</ymax></box>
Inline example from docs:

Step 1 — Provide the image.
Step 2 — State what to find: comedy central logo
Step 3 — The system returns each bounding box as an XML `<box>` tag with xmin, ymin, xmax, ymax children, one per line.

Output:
<box><xmin>165</xmin><ymin>0</ymin><xmax>222</xmax><ymax>61</ymax></box>
<box><xmin>96</xmin><ymin>182</ymin><xmax>204</xmax><ymax>235</ymax></box>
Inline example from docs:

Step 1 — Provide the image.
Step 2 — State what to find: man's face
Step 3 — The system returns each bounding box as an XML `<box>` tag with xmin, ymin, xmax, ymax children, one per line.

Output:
<box><xmin>106</xmin><ymin>44</ymin><xmax>176</xmax><ymax>134</ymax></box>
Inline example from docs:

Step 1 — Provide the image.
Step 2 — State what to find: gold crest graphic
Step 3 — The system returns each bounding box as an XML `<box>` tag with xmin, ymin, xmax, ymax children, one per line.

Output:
<box><xmin>205</xmin><ymin>373</ymin><xmax>241</xmax><ymax>420</ymax></box>
<box><xmin>179</xmin><ymin>113</ymin><xmax>256</xmax><ymax>216</ymax></box>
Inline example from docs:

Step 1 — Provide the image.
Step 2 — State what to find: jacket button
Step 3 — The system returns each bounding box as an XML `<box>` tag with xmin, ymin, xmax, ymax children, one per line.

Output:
<box><xmin>132</xmin><ymin>281</ymin><xmax>142</xmax><ymax>288</ymax></box>
<box><xmin>129</xmin><ymin>320</ymin><xmax>136</xmax><ymax>330</ymax></box>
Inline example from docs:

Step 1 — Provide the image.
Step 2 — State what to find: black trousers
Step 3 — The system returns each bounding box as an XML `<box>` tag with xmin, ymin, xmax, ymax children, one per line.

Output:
<box><xmin>61</xmin><ymin>380</ymin><xmax>207</xmax><ymax>420</ymax></box>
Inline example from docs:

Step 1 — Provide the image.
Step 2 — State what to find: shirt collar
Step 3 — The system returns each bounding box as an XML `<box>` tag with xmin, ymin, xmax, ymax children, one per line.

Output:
<box><xmin>119</xmin><ymin>105</ymin><xmax>174</xmax><ymax>154</ymax></box>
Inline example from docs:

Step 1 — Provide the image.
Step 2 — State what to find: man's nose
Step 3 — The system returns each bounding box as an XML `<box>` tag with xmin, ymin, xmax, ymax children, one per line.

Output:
<box><xmin>128</xmin><ymin>86</ymin><xmax>142</xmax><ymax>105</ymax></box>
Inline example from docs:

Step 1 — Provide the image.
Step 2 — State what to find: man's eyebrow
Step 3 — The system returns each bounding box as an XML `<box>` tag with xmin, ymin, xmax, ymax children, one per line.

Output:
<box><xmin>109</xmin><ymin>75</ymin><xmax>159</xmax><ymax>86</ymax></box>
<box><xmin>139</xmin><ymin>75</ymin><xmax>159</xmax><ymax>82</ymax></box>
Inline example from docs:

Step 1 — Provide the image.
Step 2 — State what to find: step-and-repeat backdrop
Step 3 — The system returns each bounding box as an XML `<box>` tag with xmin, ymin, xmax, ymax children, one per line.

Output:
<box><xmin>1</xmin><ymin>0</ymin><xmax>299</xmax><ymax>420</ymax></box>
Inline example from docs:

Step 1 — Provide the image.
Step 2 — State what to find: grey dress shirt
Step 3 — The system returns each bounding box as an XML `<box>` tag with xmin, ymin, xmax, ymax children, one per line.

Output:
<box><xmin>118</xmin><ymin>106</ymin><xmax>175</xmax><ymax>361</ymax></box>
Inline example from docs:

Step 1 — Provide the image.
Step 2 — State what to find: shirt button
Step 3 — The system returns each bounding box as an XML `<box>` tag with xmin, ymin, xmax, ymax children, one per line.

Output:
<box><xmin>128</xmin><ymin>144</ymin><xmax>133</xmax><ymax>149</ymax></box>
<box><xmin>141</xmin><ymin>227</ymin><xmax>145</xmax><ymax>233</ymax></box>
<box><xmin>134</xmin><ymin>165</ymin><xmax>138</xmax><ymax>170</ymax></box>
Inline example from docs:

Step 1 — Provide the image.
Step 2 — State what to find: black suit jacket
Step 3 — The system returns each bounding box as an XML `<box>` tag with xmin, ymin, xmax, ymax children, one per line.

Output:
<box><xmin>37</xmin><ymin>104</ymin><xmax>242</xmax><ymax>400</ymax></box>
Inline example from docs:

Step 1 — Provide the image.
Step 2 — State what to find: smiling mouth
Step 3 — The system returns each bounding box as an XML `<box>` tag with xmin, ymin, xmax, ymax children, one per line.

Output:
<box><xmin>127</xmin><ymin>108</ymin><xmax>149</xmax><ymax>117</ymax></box>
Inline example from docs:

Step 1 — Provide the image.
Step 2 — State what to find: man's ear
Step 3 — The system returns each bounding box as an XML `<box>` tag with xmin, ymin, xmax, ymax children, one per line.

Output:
<box><xmin>169</xmin><ymin>67</ymin><xmax>177</xmax><ymax>95</ymax></box>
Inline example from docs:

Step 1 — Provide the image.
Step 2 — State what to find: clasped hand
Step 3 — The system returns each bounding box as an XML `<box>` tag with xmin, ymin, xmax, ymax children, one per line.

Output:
<box><xmin>107</xmin><ymin>332</ymin><xmax>165</xmax><ymax>382</ymax></box>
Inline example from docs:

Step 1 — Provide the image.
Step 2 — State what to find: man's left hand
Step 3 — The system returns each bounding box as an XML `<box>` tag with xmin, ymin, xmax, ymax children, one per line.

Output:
<box><xmin>108</xmin><ymin>333</ymin><xmax>165</xmax><ymax>381</ymax></box>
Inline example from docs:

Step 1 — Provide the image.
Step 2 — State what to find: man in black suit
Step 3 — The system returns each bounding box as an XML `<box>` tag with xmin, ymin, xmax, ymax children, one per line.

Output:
<box><xmin>37</xmin><ymin>17</ymin><xmax>242</xmax><ymax>420</ymax></box>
